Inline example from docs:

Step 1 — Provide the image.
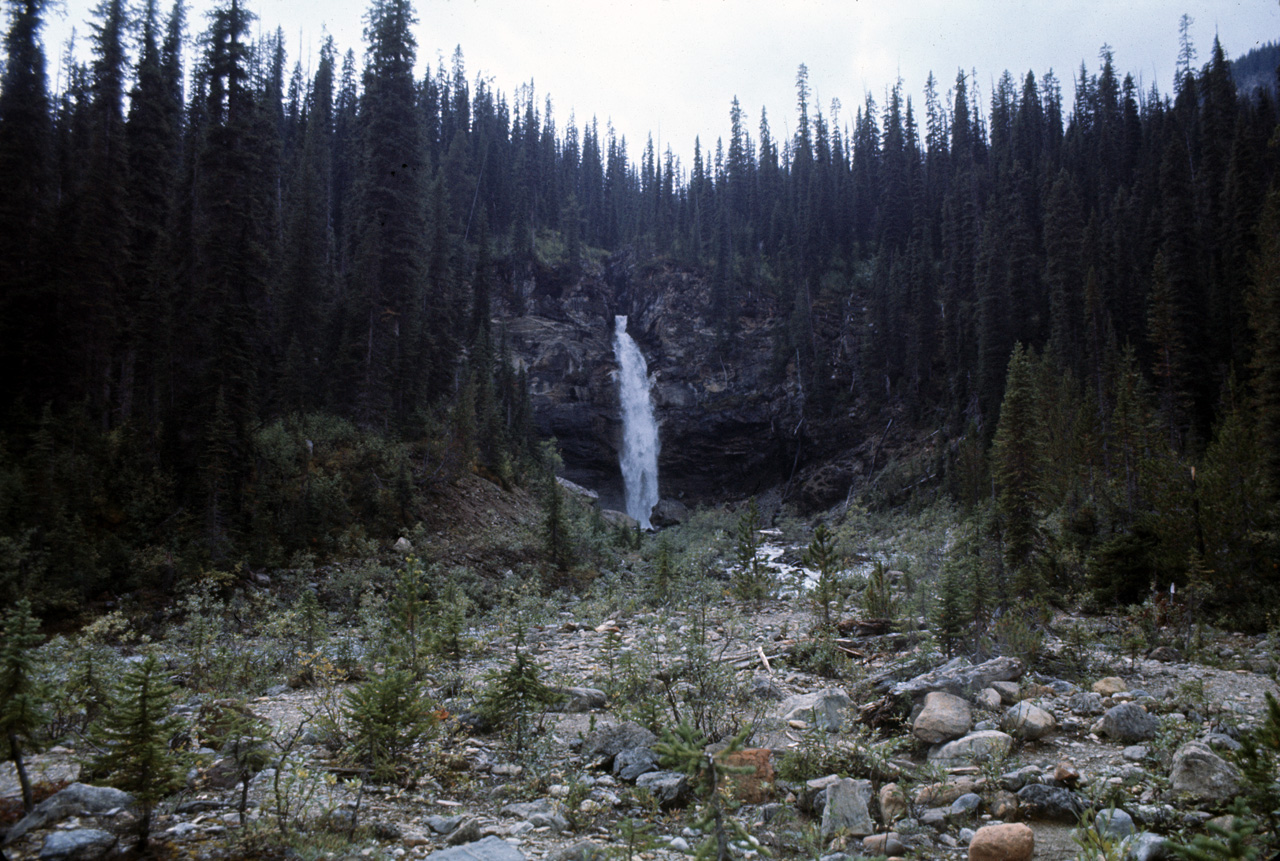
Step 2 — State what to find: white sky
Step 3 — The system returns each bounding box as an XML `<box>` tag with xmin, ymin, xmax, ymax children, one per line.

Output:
<box><xmin>37</xmin><ymin>0</ymin><xmax>1280</xmax><ymax>166</ymax></box>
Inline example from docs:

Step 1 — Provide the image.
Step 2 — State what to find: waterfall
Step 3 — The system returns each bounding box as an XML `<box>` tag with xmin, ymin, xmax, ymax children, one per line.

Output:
<box><xmin>614</xmin><ymin>315</ymin><xmax>660</xmax><ymax>529</ymax></box>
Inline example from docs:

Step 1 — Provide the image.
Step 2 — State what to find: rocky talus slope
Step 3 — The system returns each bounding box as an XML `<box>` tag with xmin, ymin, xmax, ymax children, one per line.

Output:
<box><xmin>3</xmin><ymin>597</ymin><xmax>1278</xmax><ymax>861</ymax></box>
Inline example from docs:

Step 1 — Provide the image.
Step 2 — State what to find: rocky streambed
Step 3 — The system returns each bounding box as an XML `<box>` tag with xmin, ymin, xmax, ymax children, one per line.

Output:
<box><xmin>3</xmin><ymin>596</ymin><xmax>1279</xmax><ymax>861</ymax></box>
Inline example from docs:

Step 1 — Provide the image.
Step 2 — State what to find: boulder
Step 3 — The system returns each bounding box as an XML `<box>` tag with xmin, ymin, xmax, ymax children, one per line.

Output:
<box><xmin>1094</xmin><ymin>808</ymin><xmax>1136</xmax><ymax>840</ymax></box>
<box><xmin>501</xmin><ymin>799</ymin><xmax>569</xmax><ymax>833</ymax></box>
<box><xmin>719</xmin><ymin>748</ymin><xmax>774</xmax><ymax>804</ymax></box>
<box><xmin>1130</xmin><ymin>832</ymin><xmax>1173</xmax><ymax>861</ymax></box>
<box><xmin>914</xmin><ymin>776</ymin><xmax>982</xmax><ymax>806</ymax></box>
<box><xmin>968</xmin><ymin>823</ymin><xmax>1034</xmax><ymax>861</ymax></box>
<box><xmin>927</xmin><ymin>730</ymin><xmax>1014</xmax><ymax>766</ymax></box>
<box><xmin>1016</xmin><ymin>784</ymin><xmax>1087</xmax><ymax>822</ymax></box>
<box><xmin>635</xmin><ymin>771</ymin><xmax>690</xmax><ymax>808</ymax></box>
<box><xmin>1093</xmin><ymin>703</ymin><xmax>1159</xmax><ymax>743</ymax></box>
<box><xmin>1092</xmin><ymin>677</ymin><xmax>1127</xmax><ymax>696</ymax></box>
<box><xmin>913</xmin><ymin>691</ymin><xmax>973</xmax><ymax>744</ymax></box>
<box><xmin>650</xmin><ymin>499</ymin><xmax>690</xmax><ymax>527</ymax></box>
<box><xmin>37</xmin><ymin>829</ymin><xmax>117</xmax><ymax>861</ymax></box>
<box><xmin>1001</xmin><ymin>701</ymin><xmax>1056</xmax><ymax>740</ymax></box>
<box><xmin>612</xmin><ymin>747</ymin><xmax>659</xmax><ymax>781</ymax></box>
<box><xmin>426</xmin><ymin>835</ymin><xmax>527</xmax><ymax>861</ymax></box>
<box><xmin>554</xmin><ymin>687</ymin><xmax>607</xmax><ymax>713</ymax></box>
<box><xmin>879</xmin><ymin>782</ymin><xmax>907</xmax><ymax>823</ymax></box>
<box><xmin>862</xmin><ymin>833</ymin><xmax>905</xmax><ymax>857</ymax></box>
<box><xmin>1169</xmin><ymin>741</ymin><xmax>1241</xmax><ymax>802</ymax></box>
<box><xmin>779</xmin><ymin>688</ymin><xmax>853</xmax><ymax>732</ymax></box>
<box><xmin>1067</xmin><ymin>691</ymin><xmax>1105</xmax><ymax>715</ymax></box>
<box><xmin>991</xmin><ymin>681</ymin><xmax>1022</xmax><ymax>704</ymax></box>
<box><xmin>974</xmin><ymin>688</ymin><xmax>1003</xmax><ymax>710</ymax></box>
<box><xmin>579</xmin><ymin>722</ymin><xmax>657</xmax><ymax>764</ymax></box>
<box><xmin>891</xmin><ymin>656</ymin><xmax>1025</xmax><ymax>698</ymax></box>
<box><xmin>5</xmin><ymin>783</ymin><xmax>135</xmax><ymax>845</ymax></box>
<box><xmin>820</xmin><ymin>778</ymin><xmax>874</xmax><ymax>838</ymax></box>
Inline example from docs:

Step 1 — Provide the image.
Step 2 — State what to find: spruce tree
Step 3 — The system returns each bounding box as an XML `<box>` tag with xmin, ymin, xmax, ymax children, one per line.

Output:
<box><xmin>92</xmin><ymin>654</ymin><xmax>186</xmax><ymax>850</ymax></box>
<box><xmin>992</xmin><ymin>344</ymin><xmax>1044</xmax><ymax>599</ymax></box>
<box><xmin>0</xmin><ymin>598</ymin><xmax>44</xmax><ymax>813</ymax></box>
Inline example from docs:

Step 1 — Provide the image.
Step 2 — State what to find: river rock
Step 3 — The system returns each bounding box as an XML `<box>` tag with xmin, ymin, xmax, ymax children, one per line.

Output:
<box><xmin>820</xmin><ymin>778</ymin><xmax>874</xmax><ymax>838</ymax></box>
<box><xmin>914</xmin><ymin>691</ymin><xmax>973</xmax><ymax>743</ymax></box>
<box><xmin>1093</xmin><ymin>703</ymin><xmax>1159</xmax><ymax>743</ymax></box>
<box><xmin>974</xmin><ymin>688</ymin><xmax>1003</xmax><ymax>710</ymax></box>
<box><xmin>426</xmin><ymin>835</ymin><xmax>527</xmax><ymax>861</ymax></box>
<box><xmin>5</xmin><ymin>783</ymin><xmax>135</xmax><ymax>844</ymax></box>
<box><xmin>38</xmin><ymin>829</ymin><xmax>117</xmax><ymax>861</ymax></box>
<box><xmin>1016</xmin><ymin>784</ymin><xmax>1087</xmax><ymax>822</ymax></box>
<box><xmin>1169</xmin><ymin>741</ymin><xmax>1241</xmax><ymax>801</ymax></box>
<box><xmin>1001</xmin><ymin>701</ymin><xmax>1055</xmax><ymax>740</ymax></box>
<box><xmin>928</xmin><ymin>730</ymin><xmax>1014</xmax><ymax>766</ymax></box>
<box><xmin>879</xmin><ymin>782</ymin><xmax>907</xmax><ymax>823</ymax></box>
<box><xmin>612</xmin><ymin>747</ymin><xmax>659</xmax><ymax>781</ymax></box>
<box><xmin>1067</xmin><ymin>691</ymin><xmax>1105</xmax><ymax>715</ymax></box>
<box><xmin>1094</xmin><ymin>808</ymin><xmax>1136</xmax><ymax>840</ymax></box>
<box><xmin>968</xmin><ymin>823</ymin><xmax>1034</xmax><ymax>861</ymax></box>
<box><xmin>779</xmin><ymin>688</ymin><xmax>853</xmax><ymax>731</ymax></box>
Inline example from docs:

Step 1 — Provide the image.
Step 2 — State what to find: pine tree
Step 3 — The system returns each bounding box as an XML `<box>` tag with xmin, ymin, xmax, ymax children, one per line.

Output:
<box><xmin>0</xmin><ymin>598</ymin><xmax>44</xmax><ymax>813</ymax></box>
<box><xmin>92</xmin><ymin>654</ymin><xmax>186</xmax><ymax>849</ymax></box>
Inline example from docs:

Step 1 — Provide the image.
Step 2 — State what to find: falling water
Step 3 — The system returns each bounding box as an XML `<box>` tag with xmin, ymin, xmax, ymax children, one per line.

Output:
<box><xmin>614</xmin><ymin>315</ymin><xmax>660</xmax><ymax>529</ymax></box>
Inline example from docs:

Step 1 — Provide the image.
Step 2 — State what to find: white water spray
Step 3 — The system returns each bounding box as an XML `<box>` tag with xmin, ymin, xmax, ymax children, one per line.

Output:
<box><xmin>614</xmin><ymin>315</ymin><xmax>660</xmax><ymax>529</ymax></box>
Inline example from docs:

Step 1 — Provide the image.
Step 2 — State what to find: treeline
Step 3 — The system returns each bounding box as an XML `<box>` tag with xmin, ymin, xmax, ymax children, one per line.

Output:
<box><xmin>0</xmin><ymin>0</ymin><xmax>1278</xmax><ymax>625</ymax></box>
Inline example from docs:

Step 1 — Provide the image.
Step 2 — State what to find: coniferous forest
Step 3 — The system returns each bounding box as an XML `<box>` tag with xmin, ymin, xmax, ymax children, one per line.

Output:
<box><xmin>2</xmin><ymin>0</ymin><xmax>1280</xmax><ymax>634</ymax></box>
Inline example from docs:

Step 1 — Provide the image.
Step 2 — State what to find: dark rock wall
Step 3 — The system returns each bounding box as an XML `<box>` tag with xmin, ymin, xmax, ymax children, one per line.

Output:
<box><xmin>496</xmin><ymin>252</ymin><xmax>808</xmax><ymax>506</ymax></box>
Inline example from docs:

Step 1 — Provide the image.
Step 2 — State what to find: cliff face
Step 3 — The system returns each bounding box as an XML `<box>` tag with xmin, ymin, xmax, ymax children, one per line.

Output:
<box><xmin>497</xmin><ymin>252</ymin><xmax>806</xmax><ymax>509</ymax></box>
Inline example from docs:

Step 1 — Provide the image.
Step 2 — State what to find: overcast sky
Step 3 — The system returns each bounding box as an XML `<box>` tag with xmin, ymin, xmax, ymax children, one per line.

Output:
<box><xmin>38</xmin><ymin>0</ymin><xmax>1280</xmax><ymax>166</ymax></box>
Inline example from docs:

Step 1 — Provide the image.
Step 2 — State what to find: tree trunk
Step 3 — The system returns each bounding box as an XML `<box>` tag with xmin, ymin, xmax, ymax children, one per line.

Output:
<box><xmin>8</xmin><ymin>729</ymin><xmax>32</xmax><ymax>814</ymax></box>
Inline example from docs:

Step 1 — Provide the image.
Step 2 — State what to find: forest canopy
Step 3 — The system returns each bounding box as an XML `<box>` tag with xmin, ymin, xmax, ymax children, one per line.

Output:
<box><xmin>1</xmin><ymin>0</ymin><xmax>1278</xmax><ymax>628</ymax></box>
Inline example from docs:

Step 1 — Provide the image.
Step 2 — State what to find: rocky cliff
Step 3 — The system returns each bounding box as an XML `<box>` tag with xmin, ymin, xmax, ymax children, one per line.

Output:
<box><xmin>496</xmin><ymin>252</ymin><xmax>810</xmax><ymax>510</ymax></box>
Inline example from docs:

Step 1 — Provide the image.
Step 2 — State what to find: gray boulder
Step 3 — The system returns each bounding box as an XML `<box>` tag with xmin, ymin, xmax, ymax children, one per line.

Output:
<box><xmin>820</xmin><ymin>778</ymin><xmax>874</xmax><ymax>838</ymax></box>
<box><xmin>554</xmin><ymin>687</ymin><xmax>607</xmax><ymax>713</ymax></box>
<box><xmin>1093</xmin><ymin>703</ymin><xmax>1159</xmax><ymax>743</ymax></box>
<box><xmin>913</xmin><ymin>691</ymin><xmax>972</xmax><ymax>744</ymax></box>
<box><xmin>1129</xmin><ymin>832</ymin><xmax>1173</xmax><ymax>861</ymax></box>
<box><xmin>426</xmin><ymin>835</ymin><xmax>527</xmax><ymax>861</ymax></box>
<box><xmin>580</xmin><ymin>722</ymin><xmax>657</xmax><ymax>763</ymax></box>
<box><xmin>612</xmin><ymin>746</ymin><xmax>659</xmax><ymax>781</ymax></box>
<box><xmin>1001</xmin><ymin>701</ymin><xmax>1056</xmax><ymax>740</ymax></box>
<box><xmin>927</xmin><ymin>730</ymin><xmax>1014</xmax><ymax>766</ymax></box>
<box><xmin>501</xmin><ymin>799</ymin><xmax>568</xmax><ymax>832</ymax></box>
<box><xmin>1017</xmin><ymin>784</ymin><xmax>1087</xmax><ymax>822</ymax></box>
<box><xmin>891</xmin><ymin>656</ymin><xmax>1024</xmax><ymax>698</ymax></box>
<box><xmin>1169</xmin><ymin>741</ymin><xmax>1241</xmax><ymax>802</ymax></box>
<box><xmin>38</xmin><ymin>829</ymin><xmax>117</xmax><ymax>861</ymax></box>
<box><xmin>1093</xmin><ymin>808</ymin><xmax>1136</xmax><ymax>841</ymax></box>
<box><xmin>5</xmin><ymin>783</ymin><xmax>135</xmax><ymax>845</ymax></box>
<box><xmin>780</xmin><ymin>688</ymin><xmax>853</xmax><ymax>732</ymax></box>
<box><xmin>635</xmin><ymin>771</ymin><xmax>690</xmax><ymax>808</ymax></box>
<box><xmin>1067</xmin><ymin>691</ymin><xmax>1106</xmax><ymax>715</ymax></box>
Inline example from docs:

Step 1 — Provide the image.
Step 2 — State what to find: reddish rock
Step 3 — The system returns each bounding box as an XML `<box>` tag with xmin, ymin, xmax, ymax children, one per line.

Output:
<box><xmin>968</xmin><ymin>823</ymin><xmax>1034</xmax><ymax>861</ymax></box>
<box><xmin>719</xmin><ymin>748</ymin><xmax>774</xmax><ymax>804</ymax></box>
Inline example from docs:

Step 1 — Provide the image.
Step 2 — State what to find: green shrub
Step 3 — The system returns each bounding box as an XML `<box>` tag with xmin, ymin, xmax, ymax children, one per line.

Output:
<box><xmin>341</xmin><ymin>670</ymin><xmax>437</xmax><ymax>783</ymax></box>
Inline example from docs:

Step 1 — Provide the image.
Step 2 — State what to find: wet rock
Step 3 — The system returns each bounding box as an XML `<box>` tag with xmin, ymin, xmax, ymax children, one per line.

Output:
<box><xmin>968</xmin><ymin>823</ymin><xmax>1034</xmax><ymax>861</ymax></box>
<box><xmin>1001</xmin><ymin>701</ymin><xmax>1055</xmax><ymax>740</ymax></box>
<box><xmin>1093</xmin><ymin>703</ymin><xmax>1159</xmax><ymax>743</ymax></box>
<box><xmin>1016</xmin><ymin>784</ymin><xmax>1087</xmax><ymax>822</ymax></box>
<box><xmin>38</xmin><ymin>829</ymin><xmax>117</xmax><ymax>861</ymax></box>
<box><xmin>427</xmin><ymin>835</ymin><xmax>527</xmax><ymax>861</ymax></box>
<box><xmin>913</xmin><ymin>691</ymin><xmax>973</xmax><ymax>744</ymax></box>
<box><xmin>1169</xmin><ymin>741</ymin><xmax>1241</xmax><ymax>802</ymax></box>
<box><xmin>927</xmin><ymin>730</ymin><xmax>1014</xmax><ymax>766</ymax></box>
<box><xmin>651</xmin><ymin>499</ymin><xmax>690</xmax><ymax>527</ymax></box>
<box><xmin>5</xmin><ymin>783</ymin><xmax>135</xmax><ymax>844</ymax></box>
<box><xmin>779</xmin><ymin>688</ymin><xmax>853</xmax><ymax>732</ymax></box>
<box><xmin>821</xmin><ymin>778</ymin><xmax>873</xmax><ymax>837</ymax></box>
